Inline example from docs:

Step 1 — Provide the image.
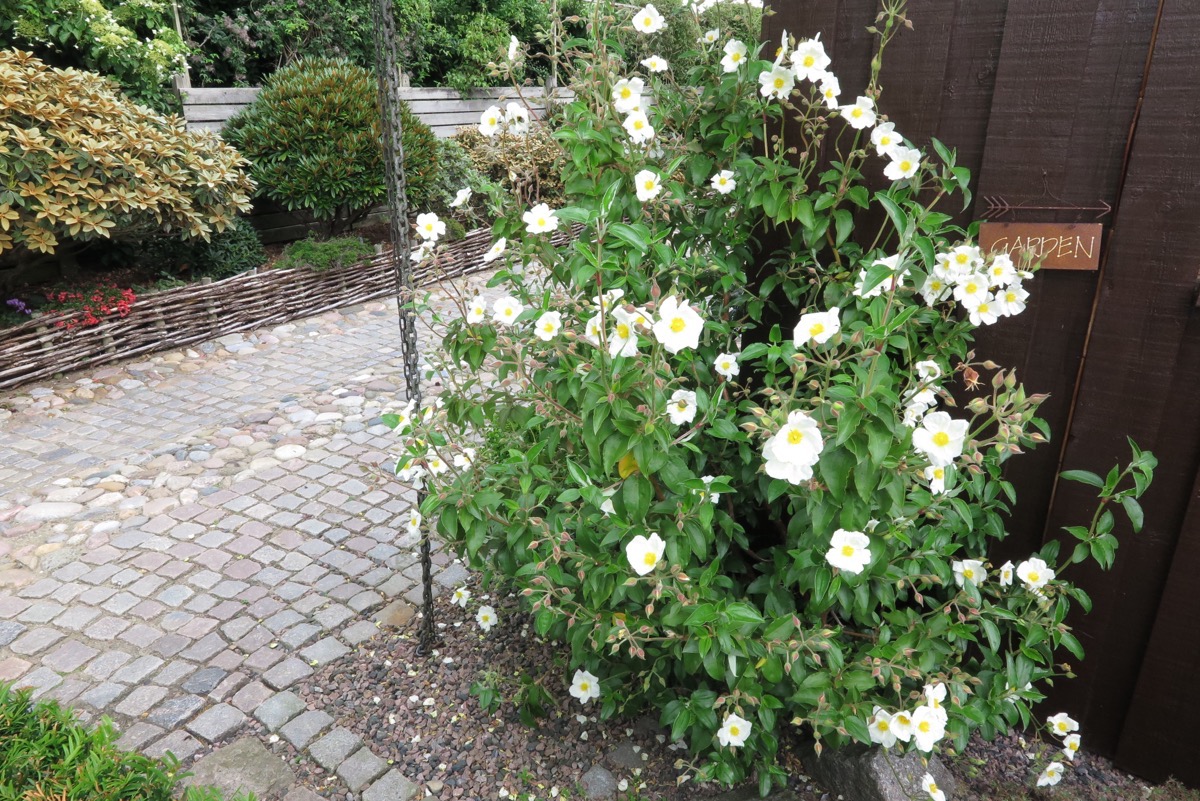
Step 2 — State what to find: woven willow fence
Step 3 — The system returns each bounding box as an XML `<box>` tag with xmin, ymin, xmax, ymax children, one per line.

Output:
<box><xmin>0</xmin><ymin>227</ymin><xmax>568</xmax><ymax>391</ymax></box>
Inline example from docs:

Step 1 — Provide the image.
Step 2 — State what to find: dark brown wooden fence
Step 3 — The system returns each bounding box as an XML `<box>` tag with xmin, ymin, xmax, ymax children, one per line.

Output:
<box><xmin>769</xmin><ymin>0</ymin><xmax>1200</xmax><ymax>785</ymax></box>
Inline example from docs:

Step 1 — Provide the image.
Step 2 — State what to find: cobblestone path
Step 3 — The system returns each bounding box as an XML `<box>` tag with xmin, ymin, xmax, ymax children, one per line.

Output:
<box><xmin>0</xmin><ymin>273</ymin><xmax>492</xmax><ymax>800</ymax></box>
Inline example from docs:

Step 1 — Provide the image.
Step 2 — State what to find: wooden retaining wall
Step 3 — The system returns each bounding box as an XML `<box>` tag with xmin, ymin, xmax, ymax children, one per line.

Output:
<box><xmin>0</xmin><ymin>227</ymin><xmax>562</xmax><ymax>391</ymax></box>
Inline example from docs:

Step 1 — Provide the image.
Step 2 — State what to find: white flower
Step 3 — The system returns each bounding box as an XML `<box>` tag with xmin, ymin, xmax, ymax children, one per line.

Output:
<box><xmin>1063</xmin><ymin>733</ymin><xmax>1081</xmax><ymax>761</ymax></box>
<box><xmin>613</xmin><ymin>77</ymin><xmax>645</xmax><ymax>114</ymax></box>
<box><xmin>714</xmin><ymin>352</ymin><xmax>740</xmax><ymax>379</ymax></box>
<box><xmin>1037</xmin><ymin>762</ymin><xmax>1064</xmax><ymax>787</ymax></box>
<box><xmin>819</xmin><ymin>74</ymin><xmax>841</xmax><ymax>108</ymax></box>
<box><xmin>994</xmin><ymin>283</ymin><xmax>1030</xmax><ymax>317</ymax></box>
<box><xmin>953</xmin><ymin>559</ymin><xmax>987</xmax><ymax>587</ymax></box>
<box><xmin>406</xmin><ymin>508</ymin><xmax>422</xmax><ymax>536</ymax></box>
<box><xmin>452</xmin><ymin>586</ymin><xmax>471</xmax><ymax>608</ymax></box>
<box><xmin>854</xmin><ymin>254</ymin><xmax>908</xmax><ymax>298</ymax></box>
<box><xmin>569</xmin><ymin>669</ymin><xmax>601</xmax><ymax>704</ymax></box>
<box><xmin>449</xmin><ymin>187</ymin><xmax>472</xmax><ymax>209</ymax></box>
<box><xmin>1018</xmin><ymin>557</ymin><xmax>1055</xmax><ymax>590</ymax></box>
<box><xmin>711</xmin><ymin>169</ymin><xmax>737</xmax><ymax>194</ymax></box>
<box><xmin>791</xmin><ymin>37</ymin><xmax>830</xmax><ymax>81</ymax></box>
<box><xmin>717</xmin><ymin>713</ymin><xmax>752</xmax><ymax>747</ymax></box>
<box><xmin>870</xmin><ymin>122</ymin><xmax>900</xmax><ymax>156</ymax></box>
<box><xmin>625</xmin><ymin>532</ymin><xmax>666</xmax><ymax>576</ymax></box>
<box><xmin>986</xmin><ymin>253</ymin><xmax>1018</xmax><ymax>287</ymax></box>
<box><xmin>947</xmin><ymin>244</ymin><xmax>983</xmax><ymax>275</ymax></box>
<box><xmin>426</xmin><ymin>449</ymin><xmax>448</xmax><ymax>476</ymax></box>
<box><xmin>793</xmin><ymin>308</ymin><xmax>840</xmax><ymax>345</ymax></box>
<box><xmin>482</xmin><ymin>237</ymin><xmax>507</xmax><ymax>263</ymax></box>
<box><xmin>652</xmin><ymin>295</ymin><xmax>704</xmax><ymax>353</ymax></box>
<box><xmin>903</xmin><ymin>402</ymin><xmax>929</xmax><ymax>429</ymax></box>
<box><xmin>924</xmin><ymin>464</ymin><xmax>947</xmax><ymax>494</ymax></box>
<box><xmin>912</xmin><ymin>411</ymin><xmax>969</xmax><ymax>467</ymax></box>
<box><xmin>763</xmin><ymin>409</ymin><xmax>823</xmax><ymax>484</ymax></box>
<box><xmin>609</xmin><ymin>308</ymin><xmax>641</xmax><ymax>357</ymax></box>
<box><xmin>634</xmin><ymin>169</ymin><xmax>662</xmax><ymax>202</ymax></box>
<box><xmin>641</xmin><ymin>55</ymin><xmax>668</xmax><ymax>73</ymax></box>
<box><xmin>667</xmin><ymin>389</ymin><xmax>697</xmax><ymax>426</ymax></box>
<box><xmin>915</xmin><ymin>360</ymin><xmax>942</xmax><ymax>381</ymax></box>
<box><xmin>583</xmin><ymin>313</ymin><xmax>603</xmax><ymax>347</ymax></box>
<box><xmin>415</xmin><ymin>212</ymin><xmax>446</xmax><ymax>242</ymax></box>
<box><xmin>492</xmin><ymin>296</ymin><xmax>524</xmax><ymax>326</ymax></box>
<box><xmin>507</xmin><ymin>35</ymin><xmax>519</xmax><ymax>62</ymax></box>
<box><xmin>920</xmin><ymin>274</ymin><xmax>952</xmax><ymax>306</ymax></box>
<box><xmin>698</xmin><ymin>475</ymin><xmax>720</xmax><ymax>504</ymax></box>
<box><xmin>466</xmin><ymin>295</ymin><xmax>488</xmax><ymax>323</ymax></box>
<box><xmin>632</xmin><ymin>4</ymin><xmax>666</xmax><ymax>34</ymax></box>
<box><xmin>479</xmin><ymin>105</ymin><xmax>502</xmax><ymax>136</ymax></box>
<box><xmin>841</xmin><ymin>96</ymin><xmax>877</xmax><ymax>129</ymax></box>
<box><xmin>702</xmin><ymin>28</ymin><xmax>720</xmax><ymax>44</ymax></box>
<box><xmin>534</xmin><ymin>311</ymin><xmax>562</xmax><ymax>341</ymax></box>
<box><xmin>599</xmin><ymin>488</ymin><xmax>616</xmax><ymax>516</ymax></box>
<box><xmin>952</xmin><ymin>272</ymin><xmax>990</xmax><ymax>311</ymax></box>
<box><xmin>1047</xmin><ymin>712</ymin><xmax>1079</xmax><ymax>736</ymax></box>
<box><xmin>720</xmin><ymin>40</ymin><xmax>747</xmax><ymax>73</ymax></box>
<box><xmin>868</xmin><ymin>707</ymin><xmax>897</xmax><ymax>748</ymax></box>
<box><xmin>758</xmin><ymin>65</ymin><xmax>795</xmax><ymax>99</ymax></box>
<box><xmin>453</xmin><ymin>447</ymin><xmax>475</xmax><ymax>469</ymax></box>
<box><xmin>910</xmin><ymin>705</ymin><xmax>946</xmax><ymax>752</ymax></box>
<box><xmin>924</xmin><ymin>682</ymin><xmax>949</xmax><ymax>722</ymax></box>
<box><xmin>477</xmin><ymin>605</ymin><xmax>498</xmax><ymax>631</ymax></box>
<box><xmin>922</xmin><ymin>772</ymin><xmax>946</xmax><ymax>801</ymax></box>
<box><xmin>825</xmin><ymin>528</ymin><xmax>871</xmax><ymax>574</ymax></box>
<box><xmin>397</xmin><ymin>458</ymin><xmax>426</xmax><ymax>484</ymax></box>
<box><xmin>505</xmin><ymin>102</ymin><xmax>530</xmax><ymax>135</ymax></box>
<box><xmin>967</xmin><ymin>294</ymin><xmax>999</xmax><ymax>326</ymax></box>
<box><xmin>623</xmin><ymin>110</ymin><xmax>655</xmax><ymax>143</ymax></box>
<box><xmin>998</xmin><ymin>560</ymin><xmax>1015</xmax><ymax>586</ymax></box>
<box><xmin>884</xmin><ymin>145</ymin><xmax>922</xmax><ymax>181</ymax></box>
<box><xmin>890</xmin><ymin>709</ymin><xmax>914</xmax><ymax>743</ymax></box>
<box><xmin>595</xmin><ymin>288</ymin><xmax>625</xmax><ymax>312</ymax></box>
<box><xmin>523</xmin><ymin>203</ymin><xmax>559</xmax><ymax>234</ymax></box>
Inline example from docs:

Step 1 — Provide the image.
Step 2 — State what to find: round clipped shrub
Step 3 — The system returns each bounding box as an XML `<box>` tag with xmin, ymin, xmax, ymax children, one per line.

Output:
<box><xmin>0</xmin><ymin>49</ymin><xmax>254</xmax><ymax>267</ymax></box>
<box><xmin>223</xmin><ymin>57</ymin><xmax>439</xmax><ymax>237</ymax></box>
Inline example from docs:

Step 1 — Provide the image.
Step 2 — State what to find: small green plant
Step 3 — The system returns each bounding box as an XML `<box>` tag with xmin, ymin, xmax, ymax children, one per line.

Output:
<box><xmin>223</xmin><ymin>57</ymin><xmax>439</xmax><ymax>237</ymax></box>
<box><xmin>276</xmin><ymin>236</ymin><xmax>375</xmax><ymax>273</ymax></box>
<box><xmin>469</xmin><ymin>667</ymin><xmax>557</xmax><ymax>727</ymax></box>
<box><xmin>0</xmin><ymin>683</ymin><xmax>251</xmax><ymax>800</ymax></box>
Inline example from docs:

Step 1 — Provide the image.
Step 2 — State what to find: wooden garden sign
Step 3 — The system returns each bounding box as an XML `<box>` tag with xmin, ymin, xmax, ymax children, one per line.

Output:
<box><xmin>978</xmin><ymin>222</ymin><xmax>1104</xmax><ymax>271</ymax></box>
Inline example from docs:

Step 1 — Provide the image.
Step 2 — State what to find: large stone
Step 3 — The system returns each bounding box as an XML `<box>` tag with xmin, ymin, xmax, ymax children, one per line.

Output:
<box><xmin>185</xmin><ymin>737</ymin><xmax>296</xmax><ymax>799</ymax></box>
<box><xmin>362</xmin><ymin>770</ymin><xmax>418</xmax><ymax>801</ymax></box>
<box><xmin>802</xmin><ymin>744</ymin><xmax>956</xmax><ymax>801</ymax></box>
<box><xmin>16</xmin><ymin>503</ymin><xmax>83</xmax><ymax>524</ymax></box>
<box><xmin>373</xmin><ymin>599</ymin><xmax>414</xmax><ymax>629</ymax></box>
<box><xmin>580</xmin><ymin>765</ymin><xmax>618</xmax><ymax>800</ymax></box>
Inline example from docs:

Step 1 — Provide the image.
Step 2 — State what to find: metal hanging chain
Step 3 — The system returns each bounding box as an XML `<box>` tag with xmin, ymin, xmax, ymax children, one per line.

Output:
<box><xmin>371</xmin><ymin>0</ymin><xmax>438</xmax><ymax>654</ymax></box>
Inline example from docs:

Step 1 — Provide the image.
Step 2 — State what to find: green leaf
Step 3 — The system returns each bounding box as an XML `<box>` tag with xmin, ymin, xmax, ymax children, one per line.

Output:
<box><xmin>1060</xmin><ymin>469</ymin><xmax>1103</xmax><ymax>488</ymax></box>
<box><xmin>1120</xmin><ymin>496</ymin><xmax>1144</xmax><ymax>533</ymax></box>
<box><xmin>609</xmin><ymin>222</ymin><xmax>649</xmax><ymax>254</ymax></box>
<box><xmin>833</xmin><ymin>208</ymin><xmax>854</xmax><ymax>245</ymax></box>
<box><xmin>820</xmin><ymin>448</ymin><xmax>855</xmax><ymax>502</ymax></box>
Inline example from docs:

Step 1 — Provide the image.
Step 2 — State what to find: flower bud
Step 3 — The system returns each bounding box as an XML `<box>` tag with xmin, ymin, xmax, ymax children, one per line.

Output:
<box><xmin>966</xmin><ymin>397</ymin><xmax>989</xmax><ymax>414</ymax></box>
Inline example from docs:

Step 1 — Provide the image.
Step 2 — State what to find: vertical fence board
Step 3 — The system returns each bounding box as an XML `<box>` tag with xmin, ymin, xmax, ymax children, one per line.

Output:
<box><xmin>1043</xmin><ymin>0</ymin><xmax>1200</xmax><ymax>762</ymax></box>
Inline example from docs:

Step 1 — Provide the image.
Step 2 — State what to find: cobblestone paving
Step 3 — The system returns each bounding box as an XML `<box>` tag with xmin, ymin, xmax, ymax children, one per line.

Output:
<box><xmin>0</xmin><ymin>271</ymin><xmax>493</xmax><ymax>800</ymax></box>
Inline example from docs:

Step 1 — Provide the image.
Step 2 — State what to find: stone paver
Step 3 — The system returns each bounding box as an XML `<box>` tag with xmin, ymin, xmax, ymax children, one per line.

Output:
<box><xmin>0</xmin><ymin>280</ymin><xmax>495</xmax><ymax>794</ymax></box>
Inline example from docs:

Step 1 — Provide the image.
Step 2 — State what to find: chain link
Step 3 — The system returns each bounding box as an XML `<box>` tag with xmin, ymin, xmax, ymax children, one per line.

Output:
<box><xmin>371</xmin><ymin>0</ymin><xmax>438</xmax><ymax>654</ymax></box>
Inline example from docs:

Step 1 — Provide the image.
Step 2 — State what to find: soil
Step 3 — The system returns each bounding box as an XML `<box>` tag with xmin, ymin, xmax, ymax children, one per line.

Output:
<box><xmin>280</xmin><ymin>576</ymin><xmax>1181</xmax><ymax>801</ymax></box>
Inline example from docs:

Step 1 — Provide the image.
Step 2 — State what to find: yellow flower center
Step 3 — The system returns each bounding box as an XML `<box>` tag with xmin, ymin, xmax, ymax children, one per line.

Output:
<box><xmin>537</xmin><ymin>217</ymin><xmax>546</xmax><ymax>227</ymax></box>
<box><xmin>899</xmin><ymin>160</ymin><xmax>913</xmax><ymax>172</ymax></box>
<box><xmin>634</xmin><ymin>120</ymin><xmax>645</xmax><ymax>130</ymax></box>
<box><xmin>977</xmin><ymin>302</ymin><xmax>990</xmax><ymax>314</ymax></box>
<box><xmin>918</xmin><ymin>721</ymin><xmax>931</xmax><ymax>733</ymax></box>
<box><xmin>803</xmin><ymin>55</ymin><xmax>815</xmax><ymax>67</ymax></box>
<box><xmin>644</xmin><ymin>180</ymin><xmax>655</xmax><ymax>191</ymax></box>
<box><xmin>955</xmin><ymin>254</ymin><xmax>969</xmax><ymax>265</ymax></box>
<box><xmin>965</xmin><ymin>282</ymin><xmax>978</xmax><ymax>294</ymax></box>
<box><xmin>932</xmin><ymin>431</ymin><xmax>950</xmax><ymax>447</ymax></box>
<box><xmin>642</xmin><ymin>17</ymin><xmax>652</xmax><ymax>26</ymax></box>
<box><xmin>931</xmin><ymin>280</ymin><xmax>943</xmax><ymax>291</ymax></box>
<box><xmin>1069</xmin><ymin>742</ymin><xmax>1078</xmax><ymax>752</ymax></box>
<box><xmin>670</xmin><ymin>317</ymin><xmax>686</xmax><ymax>333</ymax></box>
<box><xmin>620</xmin><ymin>87</ymin><xmax>632</xmax><ymax>99</ymax></box>
<box><xmin>930</xmin><ymin>782</ymin><xmax>939</xmax><ymax>793</ymax></box>
<box><xmin>881</xmin><ymin>135</ymin><xmax>892</xmax><ymax>146</ymax></box>
<box><xmin>841</xmin><ymin>545</ymin><xmax>855</xmax><ymax>558</ymax></box>
<box><xmin>810</xmin><ymin>322</ymin><xmax>825</xmax><ymax>337</ymax></box>
<box><xmin>787</xmin><ymin>429</ymin><xmax>803</xmax><ymax>445</ymax></box>
<box><xmin>774</xmin><ymin>77</ymin><xmax>785</xmax><ymax>89</ymax></box>
<box><xmin>933</xmin><ymin>468</ymin><xmax>944</xmax><ymax>479</ymax></box>
<box><xmin>877</xmin><ymin>720</ymin><xmax>889</xmax><ymax>731</ymax></box>
<box><xmin>851</xmin><ymin>108</ymin><xmax>863</xmax><ymax>118</ymax></box>
<box><xmin>1006</xmin><ymin>291</ymin><xmax>1017</xmax><ymax>302</ymax></box>
<box><xmin>643</xmin><ymin>551</ymin><xmax>657</xmax><ymax>566</ymax></box>
<box><xmin>1029</xmin><ymin>571</ymin><xmax>1041</xmax><ymax>583</ymax></box>
<box><xmin>721</xmin><ymin>361</ymin><xmax>731</xmax><ymax>370</ymax></box>
<box><xmin>616</xmin><ymin>323</ymin><xmax>631</xmax><ymax>339</ymax></box>
<box><xmin>504</xmin><ymin>308</ymin><xmax>514</xmax><ymax>317</ymax></box>
<box><xmin>580</xmin><ymin>682</ymin><xmax>590</xmax><ymax>692</ymax></box>
<box><xmin>543</xmin><ymin>323</ymin><xmax>554</xmax><ymax>333</ymax></box>
<box><xmin>964</xmin><ymin>569</ymin><xmax>975</xmax><ymax>579</ymax></box>
<box><xmin>729</xmin><ymin>725</ymin><xmax>740</xmax><ymax>737</ymax></box>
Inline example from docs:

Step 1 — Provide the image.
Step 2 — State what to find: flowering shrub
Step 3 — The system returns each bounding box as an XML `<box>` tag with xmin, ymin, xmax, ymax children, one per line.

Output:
<box><xmin>44</xmin><ymin>284</ymin><xmax>135</xmax><ymax>330</ymax></box>
<box><xmin>391</xmin><ymin>1</ymin><xmax>1155</xmax><ymax>792</ymax></box>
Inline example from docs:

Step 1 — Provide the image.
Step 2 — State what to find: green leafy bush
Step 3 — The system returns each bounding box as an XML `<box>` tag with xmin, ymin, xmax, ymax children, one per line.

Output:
<box><xmin>223</xmin><ymin>57</ymin><xmax>438</xmax><ymax>237</ymax></box>
<box><xmin>394</xmin><ymin>1</ymin><xmax>1155</xmax><ymax>794</ymax></box>
<box><xmin>454</xmin><ymin>123</ymin><xmax>565</xmax><ymax>209</ymax></box>
<box><xmin>123</xmin><ymin>218</ymin><xmax>267</xmax><ymax>281</ymax></box>
<box><xmin>0</xmin><ymin>682</ymin><xmax>249</xmax><ymax>800</ymax></box>
<box><xmin>276</xmin><ymin>235</ymin><xmax>375</xmax><ymax>273</ymax></box>
<box><xmin>0</xmin><ymin>49</ymin><xmax>254</xmax><ymax>268</ymax></box>
<box><xmin>0</xmin><ymin>0</ymin><xmax>186</xmax><ymax>113</ymax></box>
